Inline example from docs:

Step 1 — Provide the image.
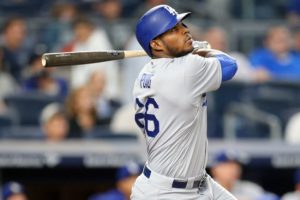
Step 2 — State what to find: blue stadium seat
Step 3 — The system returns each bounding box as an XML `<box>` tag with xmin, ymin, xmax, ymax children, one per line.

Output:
<box><xmin>0</xmin><ymin>125</ymin><xmax>43</xmax><ymax>140</ymax></box>
<box><xmin>0</xmin><ymin>1</ymin><xmax>53</xmax><ymax>17</ymax></box>
<box><xmin>4</xmin><ymin>92</ymin><xmax>62</xmax><ymax>126</ymax></box>
<box><xmin>222</xmin><ymin>81</ymin><xmax>300</xmax><ymax>139</ymax></box>
<box><xmin>223</xmin><ymin>103</ymin><xmax>282</xmax><ymax>139</ymax></box>
<box><xmin>0</xmin><ymin>115</ymin><xmax>14</xmax><ymax>126</ymax></box>
<box><xmin>0</xmin><ymin>115</ymin><xmax>16</xmax><ymax>138</ymax></box>
<box><xmin>87</xmin><ymin>126</ymin><xmax>138</xmax><ymax>140</ymax></box>
<box><xmin>209</xmin><ymin>81</ymin><xmax>253</xmax><ymax>138</ymax></box>
<box><xmin>248</xmin><ymin>81</ymin><xmax>300</xmax><ymax>133</ymax></box>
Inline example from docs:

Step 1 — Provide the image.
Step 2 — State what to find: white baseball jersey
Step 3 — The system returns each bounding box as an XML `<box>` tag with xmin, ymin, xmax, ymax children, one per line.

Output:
<box><xmin>133</xmin><ymin>53</ymin><xmax>222</xmax><ymax>179</ymax></box>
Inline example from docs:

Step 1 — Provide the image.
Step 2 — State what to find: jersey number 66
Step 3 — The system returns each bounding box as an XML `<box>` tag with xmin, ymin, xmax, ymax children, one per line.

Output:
<box><xmin>135</xmin><ymin>97</ymin><xmax>160</xmax><ymax>137</ymax></box>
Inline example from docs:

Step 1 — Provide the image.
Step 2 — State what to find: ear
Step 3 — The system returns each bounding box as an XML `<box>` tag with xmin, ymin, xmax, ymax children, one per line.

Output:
<box><xmin>150</xmin><ymin>39</ymin><xmax>164</xmax><ymax>51</ymax></box>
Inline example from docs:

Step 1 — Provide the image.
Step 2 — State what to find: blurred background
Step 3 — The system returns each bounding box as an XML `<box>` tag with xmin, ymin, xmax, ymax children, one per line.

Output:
<box><xmin>0</xmin><ymin>0</ymin><xmax>300</xmax><ymax>199</ymax></box>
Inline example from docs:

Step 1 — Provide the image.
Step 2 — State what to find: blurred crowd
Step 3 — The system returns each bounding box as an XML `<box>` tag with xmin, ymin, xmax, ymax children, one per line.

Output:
<box><xmin>0</xmin><ymin>0</ymin><xmax>300</xmax><ymax>199</ymax></box>
<box><xmin>0</xmin><ymin>0</ymin><xmax>299</xmax><ymax>143</ymax></box>
<box><xmin>3</xmin><ymin>151</ymin><xmax>300</xmax><ymax>200</ymax></box>
<box><xmin>1</xmin><ymin>161</ymin><xmax>143</xmax><ymax>200</ymax></box>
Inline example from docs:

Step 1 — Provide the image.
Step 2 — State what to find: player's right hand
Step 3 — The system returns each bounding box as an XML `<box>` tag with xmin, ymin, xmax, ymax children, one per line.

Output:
<box><xmin>192</xmin><ymin>41</ymin><xmax>211</xmax><ymax>50</ymax></box>
<box><xmin>192</xmin><ymin>41</ymin><xmax>211</xmax><ymax>57</ymax></box>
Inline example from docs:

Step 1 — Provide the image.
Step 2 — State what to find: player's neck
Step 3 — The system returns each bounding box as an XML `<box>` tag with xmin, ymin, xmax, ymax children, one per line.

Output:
<box><xmin>152</xmin><ymin>51</ymin><xmax>174</xmax><ymax>59</ymax></box>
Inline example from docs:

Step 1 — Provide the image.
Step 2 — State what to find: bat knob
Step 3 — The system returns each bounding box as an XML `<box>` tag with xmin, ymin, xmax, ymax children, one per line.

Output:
<box><xmin>41</xmin><ymin>54</ymin><xmax>48</xmax><ymax>67</ymax></box>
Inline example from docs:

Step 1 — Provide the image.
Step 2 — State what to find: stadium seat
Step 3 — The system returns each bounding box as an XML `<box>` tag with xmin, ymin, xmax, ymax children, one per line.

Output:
<box><xmin>223</xmin><ymin>102</ymin><xmax>282</xmax><ymax>139</ymax></box>
<box><xmin>87</xmin><ymin>125</ymin><xmax>138</xmax><ymax>140</ymax></box>
<box><xmin>4</xmin><ymin>92</ymin><xmax>62</xmax><ymax>126</ymax></box>
<box><xmin>0</xmin><ymin>115</ymin><xmax>14</xmax><ymax>126</ymax></box>
<box><xmin>0</xmin><ymin>125</ymin><xmax>43</xmax><ymax>140</ymax></box>
<box><xmin>216</xmin><ymin>81</ymin><xmax>300</xmax><ymax>139</ymax></box>
<box><xmin>0</xmin><ymin>115</ymin><xmax>16</xmax><ymax>138</ymax></box>
<box><xmin>247</xmin><ymin>81</ymin><xmax>300</xmax><ymax>132</ymax></box>
<box><xmin>210</xmin><ymin>81</ymin><xmax>253</xmax><ymax>138</ymax></box>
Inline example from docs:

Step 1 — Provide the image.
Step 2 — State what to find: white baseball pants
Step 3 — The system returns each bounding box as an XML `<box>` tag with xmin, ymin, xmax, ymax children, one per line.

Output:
<box><xmin>131</xmin><ymin>166</ymin><xmax>237</xmax><ymax>200</ymax></box>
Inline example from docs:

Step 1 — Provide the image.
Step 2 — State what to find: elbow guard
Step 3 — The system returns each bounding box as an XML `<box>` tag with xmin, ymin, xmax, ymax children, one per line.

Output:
<box><xmin>215</xmin><ymin>54</ymin><xmax>238</xmax><ymax>82</ymax></box>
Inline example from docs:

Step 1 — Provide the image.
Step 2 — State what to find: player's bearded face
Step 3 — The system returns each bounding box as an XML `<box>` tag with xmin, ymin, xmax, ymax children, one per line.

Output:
<box><xmin>158</xmin><ymin>22</ymin><xmax>194</xmax><ymax>57</ymax></box>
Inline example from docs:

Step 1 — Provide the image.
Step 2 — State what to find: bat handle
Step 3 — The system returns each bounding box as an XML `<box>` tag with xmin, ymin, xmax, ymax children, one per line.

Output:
<box><xmin>124</xmin><ymin>50</ymin><xmax>147</xmax><ymax>58</ymax></box>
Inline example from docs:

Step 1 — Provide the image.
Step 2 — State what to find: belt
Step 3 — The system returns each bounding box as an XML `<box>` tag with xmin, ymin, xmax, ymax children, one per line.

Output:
<box><xmin>143</xmin><ymin>165</ymin><xmax>207</xmax><ymax>189</ymax></box>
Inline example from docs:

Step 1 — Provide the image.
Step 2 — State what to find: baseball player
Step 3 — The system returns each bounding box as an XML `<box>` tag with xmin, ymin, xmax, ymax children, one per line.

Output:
<box><xmin>131</xmin><ymin>4</ymin><xmax>238</xmax><ymax>200</ymax></box>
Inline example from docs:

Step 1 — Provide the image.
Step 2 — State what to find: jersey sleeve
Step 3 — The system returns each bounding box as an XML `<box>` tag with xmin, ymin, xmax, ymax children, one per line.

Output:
<box><xmin>182</xmin><ymin>54</ymin><xmax>222</xmax><ymax>103</ymax></box>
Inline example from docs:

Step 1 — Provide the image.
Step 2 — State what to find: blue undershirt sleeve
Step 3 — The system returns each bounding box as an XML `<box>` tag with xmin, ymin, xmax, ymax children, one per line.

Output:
<box><xmin>215</xmin><ymin>54</ymin><xmax>238</xmax><ymax>82</ymax></box>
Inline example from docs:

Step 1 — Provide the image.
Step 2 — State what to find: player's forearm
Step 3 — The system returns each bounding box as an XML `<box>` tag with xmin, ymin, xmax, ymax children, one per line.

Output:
<box><xmin>199</xmin><ymin>49</ymin><xmax>238</xmax><ymax>82</ymax></box>
<box><xmin>192</xmin><ymin>41</ymin><xmax>231</xmax><ymax>58</ymax></box>
<box><xmin>215</xmin><ymin>54</ymin><xmax>238</xmax><ymax>81</ymax></box>
<box><xmin>192</xmin><ymin>41</ymin><xmax>238</xmax><ymax>81</ymax></box>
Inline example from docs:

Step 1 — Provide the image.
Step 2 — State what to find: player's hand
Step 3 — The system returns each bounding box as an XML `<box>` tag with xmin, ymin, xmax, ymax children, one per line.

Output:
<box><xmin>192</xmin><ymin>41</ymin><xmax>211</xmax><ymax>57</ymax></box>
<box><xmin>192</xmin><ymin>41</ymin><xmax>211</xmax><ymax>49</ymax></box>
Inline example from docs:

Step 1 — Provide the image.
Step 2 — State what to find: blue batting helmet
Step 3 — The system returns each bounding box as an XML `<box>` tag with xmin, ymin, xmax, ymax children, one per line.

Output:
<box><xmin>135</xmin><ymin>5</ymin><xmax>191</xmax><ymax>57</ymax></box>
<box><xmin>2</xmin><ymin>181</ymin><xmax>25</xmax><ymax>200</ymax></box>
<box><xmin>211</xmin><ymin>150</ymin><xmax>243</xmax><ymax>167</ymax></box>
<box><xmin>116</xmin><ymin>161</ymin><xmax>143</xmax><ymax>181</ymax></box>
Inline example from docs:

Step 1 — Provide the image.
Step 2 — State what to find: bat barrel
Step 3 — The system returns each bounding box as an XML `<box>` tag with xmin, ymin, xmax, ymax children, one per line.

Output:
<box><xmin>42</xmin><ymin>51</ymin><xmax>126</xmax><ymax>67</ymax></box>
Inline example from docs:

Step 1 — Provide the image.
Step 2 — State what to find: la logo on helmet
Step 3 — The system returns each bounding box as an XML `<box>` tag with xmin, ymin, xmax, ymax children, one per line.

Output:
<box><xmin>164</xmin><ymin>6</ymin><xmax>177</xmax><ymax>16</ymax></box>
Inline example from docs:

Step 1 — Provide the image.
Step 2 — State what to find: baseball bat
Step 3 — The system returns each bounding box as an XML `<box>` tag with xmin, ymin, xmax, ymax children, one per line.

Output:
<box><xmin>42</xmin><ymin>50</ymin><xmax>147</xmax><ymax>67</ymax></box>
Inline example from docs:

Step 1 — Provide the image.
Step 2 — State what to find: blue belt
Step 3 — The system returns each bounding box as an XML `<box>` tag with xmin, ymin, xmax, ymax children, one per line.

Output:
<box><xmin>143</xmin><ymin>165</ymin><xmax>206</xmax><ymax>189</ymax></box>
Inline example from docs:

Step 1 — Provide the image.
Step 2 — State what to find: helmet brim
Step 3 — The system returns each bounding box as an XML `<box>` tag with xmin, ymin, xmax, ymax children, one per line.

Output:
<box><xmin>158</xmin><ymin>12</ymin><xmax>191</xmax><ymax>38</ymax></box>
<box><xmin>177</xmin><ymin>12</ymin><xmax>191</xmax><ymax>22</ymax></box>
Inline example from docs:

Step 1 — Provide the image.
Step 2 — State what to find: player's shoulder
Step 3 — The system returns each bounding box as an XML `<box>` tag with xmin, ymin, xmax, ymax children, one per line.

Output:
<box><xmin>173</xmin><ymin>53</ymin><xmax>210</xmax><ymax>69</ymax></box>
<box><xmin>176</xmin><ymin>53</ymin><xmax>204</xmax><ymax>62</ymax></box>
<box><xmin>145</xmin><ymin>54</ymin><xmax>202</xmax><ymax>67</ymax></box>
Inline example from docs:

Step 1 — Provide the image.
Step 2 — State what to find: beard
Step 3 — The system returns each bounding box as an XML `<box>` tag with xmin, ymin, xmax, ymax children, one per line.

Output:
<box><xmin>163</xmin><ymin>41</ymin><xmax>193</xmax><ymax>57</ymax></box>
